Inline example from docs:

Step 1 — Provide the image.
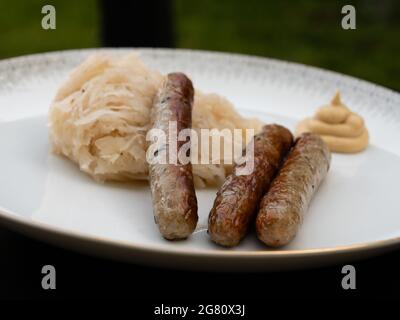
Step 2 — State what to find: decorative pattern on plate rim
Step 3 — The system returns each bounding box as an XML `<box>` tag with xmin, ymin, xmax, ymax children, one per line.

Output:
<box><xmin>0</xmin><ymin>48</ymin><xmax>399</xmax><ymax>126</ymax></box>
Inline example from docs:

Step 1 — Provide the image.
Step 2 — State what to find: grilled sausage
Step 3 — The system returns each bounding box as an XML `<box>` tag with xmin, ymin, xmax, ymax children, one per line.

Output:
<box><xmin>208</xmin><ymin>124</ymin><xmax>293</xmax><ymax>247</ymax></box>
<box><xmin>256</xmin><ymin>132</ymin><xmax>331</xmax><ymax>247</ymax></box>
<box><xmin>149</xmin><ymin>73</ymin><xmax>198</xmax><ymax>240</ymax></box>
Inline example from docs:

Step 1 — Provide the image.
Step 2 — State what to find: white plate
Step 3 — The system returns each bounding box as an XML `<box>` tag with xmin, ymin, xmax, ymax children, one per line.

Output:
<box><xmin>0</xmin><ymin>48</ymin><xmax>400</xmax><ymax>271</ymax></box>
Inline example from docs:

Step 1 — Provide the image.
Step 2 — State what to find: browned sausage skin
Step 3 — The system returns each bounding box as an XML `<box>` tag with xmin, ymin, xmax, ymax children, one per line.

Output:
<box><xmin>256</xmin><ymin>132</ymin><xmax>331</xmax><ymax>247</ymax></box>
<box><xmin>149</xmin><ymin>73</ymin><xmax>198</xmax><ymax>240</ymax></box>
<box><xmin>208</xmin><ymin>124</ymin><xmax>293</xmax><ymax>247</ymax></box>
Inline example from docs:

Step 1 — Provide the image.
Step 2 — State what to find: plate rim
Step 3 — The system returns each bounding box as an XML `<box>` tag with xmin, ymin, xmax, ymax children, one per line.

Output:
<box><xmin>1</xmin><ymin>48</ymin><xmax>400</xmax><ymax>265</ymax></box>
<box><xmin>1</xmin><ymin>203</ymin><xmax>400</xmax><ymax>260</ymax></box>
<box><xmin>1</xmin><ymin>47</ymin><xmax>399</xmax><ymax>98</ymax></box>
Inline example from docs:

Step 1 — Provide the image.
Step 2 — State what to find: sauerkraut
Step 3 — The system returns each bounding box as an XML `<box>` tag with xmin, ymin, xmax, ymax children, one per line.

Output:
<box><xmin>49</xmin><ymin>53</ymin><xmax>263</xmax><ymax>187</ymax></box>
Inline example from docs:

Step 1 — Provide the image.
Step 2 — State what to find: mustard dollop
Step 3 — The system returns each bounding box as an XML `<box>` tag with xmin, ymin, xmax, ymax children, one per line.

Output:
<box><xmin>296</xmin><ymin>91</ymin><xmax>369</xmax><ymax>153</ymax></box>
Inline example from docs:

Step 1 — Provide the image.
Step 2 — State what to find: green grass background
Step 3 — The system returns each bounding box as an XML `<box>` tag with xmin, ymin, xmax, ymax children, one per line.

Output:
<box><xmin>0</xmin><ymin>0</ymin><xmax>399</xmax><ymax>91</ymax></box>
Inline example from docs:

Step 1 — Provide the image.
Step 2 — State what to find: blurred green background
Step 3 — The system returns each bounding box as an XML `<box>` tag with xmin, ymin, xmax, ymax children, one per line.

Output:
<box><xmin>0</xmin><ymin>0</ymin><xmax>399</xmax><ymax>91</ymax></box>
